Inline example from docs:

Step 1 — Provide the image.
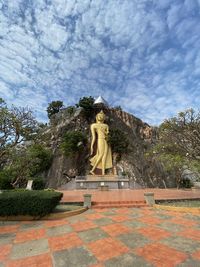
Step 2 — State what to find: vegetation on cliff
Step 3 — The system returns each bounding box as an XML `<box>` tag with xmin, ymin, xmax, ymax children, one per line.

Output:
<box><xmin>1</xmin><ymin>96</ymin><xmax>199</xmax><ymax>189</ymax></box>
<box><xmin>47</xmin><ymin>100</ymin><xmax>64</xmax><ymax>119</ymax></box>
<box><xmin>76</xmin><ymin>96</ymin><xmax>95</xmax><ymax>119</ymax></box>
<box><xmin>61</xmin><ymin>131</ymin><xmax>87</xmax><ymax>156</ymax></box>
<box><xmin>108</xmin><ymin>128</ymin><xmax>129</xmax><ymax>161</ymax></box>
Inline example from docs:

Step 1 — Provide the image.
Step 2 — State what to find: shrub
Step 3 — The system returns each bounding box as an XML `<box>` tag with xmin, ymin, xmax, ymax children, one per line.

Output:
<box><xmin>0</xmin><ymin>190</ymin><xmax>63</xmax><ymax>217</ymax></box>
<box><xmin>76</xmin><ymin>96</ymin><xmax>94</xmax><ymax>119</ymax></box>
<box><xmin>28</xmin><ymin>144</ymin><xmax>53</xmax><ymax>176</ymax></box>
<box><xmin>0</xmin><ymin>170</ymin><xmax>14</xmax><ymax>190</ymax></box>
<box><xmin>114</xmin><ymin>106</ymin><xmax>122</xmax><ymax>111</ymax></box>
<box><xmin>180</xmin><ymin>179</ymin><xmax>192</xmax><ymax>188</ymax></box>
<box><xmin>61</xmin><ymin>131</ymin><xmax>87</xmax><ymax>156</ymax></box>
<box><xmin>32</xmin><ymin>177</ymin><xmax>45</xmax><ymax>190</ymax></box>
<box><xmin>108</xmin><ymin>128</ymin><xmax>129</xmax><ymax>155</ymax></box>
<box><xmin>47</xmin><ymin>100</ymin><xmax>63</xmax><ymax>119</ymax></box>
<box><xmin>67</xmin><ymin>106</ymin><xmax>75</xmax><ymax>115</ymax></box>
<box><xmin>2</xmin><ymin>144</ymin><xmax>52</xmax><ymax>189</ymax></box>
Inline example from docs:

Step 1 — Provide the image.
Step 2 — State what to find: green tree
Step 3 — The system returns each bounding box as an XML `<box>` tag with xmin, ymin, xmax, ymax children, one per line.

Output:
<box><xmin>27</xmin><ymin>144</ymin><xmax>53</xmax><ymax>176</ymax></box>
<box><xmin>0</xmin><ymin>169</ymin><xmax>14</xmax><ymax>190</ymax></box>
<box><xmin>0</xmin><ymin>98</ymin><xmax>6</xmax><ymax>107</ymax></box>
<box><xmin>76</xmin><ymin>96</ymin><xmax>94</xmax><ymax>119</ymax></box>
<box><xmin>159</xmin><ymin>109</ymin><xmax>200</xmax><ymax>161</ymax></box>
<box><xmin>146</xmin><ymin>109</ymin><xmax>200</xmax><ymax>187</ymax></box>
<box><xmin>47</xmin><ymin>100</ymin><xmax>63</xmax><ymax>119</ymax></box>
<box><xmin>114</xmin><ymin>106</ymin><xmax>122</xmax><ymax>111</ymax></box>
<box><xmin>0</xmin><ymin>144</ymin><xmax>52</xmax><ymax>188</ymax></box>
<box><xmin>0</xmin><ymin>100</ymin><xmax>38</xmax><ymax>168</ymax></box>
<box><xmin>61</xmin><ymin>131</ymin><xmax>87</xmax><ymax>156</ymax></box>
<box><xmin>108</xmin><ymin>128</ymin><xmax>129</xmax><ymax>161</ymax></box>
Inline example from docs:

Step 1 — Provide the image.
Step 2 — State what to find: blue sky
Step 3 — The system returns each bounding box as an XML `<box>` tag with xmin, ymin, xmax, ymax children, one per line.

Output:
<box><xmin>0</xmin><ymin>0</ymin><xmax>200</xmax><ymax>125</ymax></box>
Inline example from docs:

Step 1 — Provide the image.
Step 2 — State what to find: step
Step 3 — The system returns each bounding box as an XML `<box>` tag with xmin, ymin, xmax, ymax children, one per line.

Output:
<box><xmin>92</xmin><ymin>200</ymin><xmax>147</xmax><ymax>209</ymax></box>
<box><xmin>92</xmin><ymin>203</ymin><xmax>148</xmax><ymax>209</ymax></box>
<box><xmin>92</xmin><ymin>201</ymin><xmax>146</xmax><ymax>205</ymax></box>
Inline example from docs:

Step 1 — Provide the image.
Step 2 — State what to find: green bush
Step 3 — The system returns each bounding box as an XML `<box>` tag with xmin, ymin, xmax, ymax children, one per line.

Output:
<box><xmin>28</xmin><ymin>144</ymin><xmax>53</xmax><ymax>176</ymax></box>
<box><xmin>76</xmin><ymin>96</ymin><xmax>94</xmax><ymax>119</ymax></box>
<box><xmin>108</xmin><ymin>128</ymin><xmax>129</xmax><ymax>155</ymax></box>
<box><xmin>0</xmin><ymin>170</ymin><xmax>14</xmax><ymax>190</ymax></box>
<box><xmin>61</xmin><ymin>131</ymin><xmax>87</xmax><ymax>156</ymax></box>
<box><xmin>0</xmin><ymin>190</ymin><xmax>63</xmax><ymax>217</ymax></box>
<box><xmin>47</xmin><ymin>100</ymin><xmax>63</xmax><ymax>119</ymax></box>
<box><xmin>180</xmin><ymin>179</ymin><xmax>192</xmax><ymax>188</ymax></box>
<box><xmin>32</xmin><ymin>177</ymin><xmax>45</xmax><ymax>190</ymax></box>
<box><xmin>67</xmin><ymin>106</ymin><xmax>75</xmax><ymax>115</ymax></box>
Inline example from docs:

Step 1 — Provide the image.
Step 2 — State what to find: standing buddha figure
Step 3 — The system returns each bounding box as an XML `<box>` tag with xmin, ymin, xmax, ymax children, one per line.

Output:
<box><xmin>90</xmin><ymin>110</ymin><xmax>113</xmax><ymax>175</ymax></box>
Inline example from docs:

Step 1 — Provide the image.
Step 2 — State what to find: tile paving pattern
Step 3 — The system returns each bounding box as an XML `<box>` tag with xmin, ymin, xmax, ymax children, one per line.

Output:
<box><xmin>0</xmin><ymin>207</ymin><xmax>200</xmax><ymax>266</ymax></box>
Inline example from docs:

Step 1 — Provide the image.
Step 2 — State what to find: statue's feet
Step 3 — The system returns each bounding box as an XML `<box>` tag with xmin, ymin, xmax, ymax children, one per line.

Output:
<box><xmin>90</xmin><ymin>170</ymin><xmax>95</xmax><ymax>175</ymax></box>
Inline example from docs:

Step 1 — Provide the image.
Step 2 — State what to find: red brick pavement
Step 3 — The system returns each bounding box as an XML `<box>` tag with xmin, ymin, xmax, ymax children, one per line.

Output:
<box><xmin>101</xmin><ymin>223</ymin><xmax>131</xmax><ymax>237</ymax></box>
<box><xmin>138</xmin><ymin>226</ymin><xmax>171</xmax><ymax>241</ymax></box>
<box><xmin>14</xmin><ymin>228</ymin><xmax>46</xmax><ymax>243</ymax></box>
<box><xmin>135</xmin><ymin>243</ymin><xmax>188</xmax><ymax>267</ymax></box>
<box><xmin>0</xmin><ymin>206</ymin><xmax>200</xmax><ymax>266</ymax></box>
<box><xmin>87</xmin><ymin>237</ymin><xmax>129</xmax><ymax>261</ymax></box>
<box><xmin>60</xmin><ymin>188</ymin><xmax>200</xmax><ymax>203</ymax></box>
<box><xmin>6</xmin><ymin>253</ymin><xmax>52</xmax><ymax>267</ymax></box>
<box><xmin>48</xmin><ymin>232</ymin><xmax>83</xmax><ymax>251</ymax></box>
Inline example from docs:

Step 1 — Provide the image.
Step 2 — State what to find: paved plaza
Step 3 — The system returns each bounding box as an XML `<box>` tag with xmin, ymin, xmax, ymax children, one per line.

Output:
<box><xmin>0</xmin><ymin>206</ymin><xmax>200</xmax><ymax>267</ymax></box>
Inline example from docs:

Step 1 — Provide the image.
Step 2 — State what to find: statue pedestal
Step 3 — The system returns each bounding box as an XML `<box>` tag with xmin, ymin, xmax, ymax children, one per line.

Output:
<box><xmin>86</xmin><ymin>175</ymin><xmax>119</xmax><ymax>181</ymax></box>
<box><xmin>75</xmin><ymin>175</ymin><xmax>129</xmax><ymax>190</ymax></box>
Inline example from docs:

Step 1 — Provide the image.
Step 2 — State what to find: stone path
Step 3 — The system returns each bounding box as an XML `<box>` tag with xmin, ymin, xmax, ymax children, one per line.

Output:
<box><xmin>1</xmin><ymin>207</ymin><xmax>200</xmax><ymax>266</ymax></box>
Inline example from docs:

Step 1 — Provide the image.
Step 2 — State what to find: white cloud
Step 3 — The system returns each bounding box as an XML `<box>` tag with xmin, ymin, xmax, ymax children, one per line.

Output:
<box><xmin>0</xmin><ymin>0</ymin><xmax>199</xmax><ymax>125</ymax></box>
<box><xmin>0</xmin><ymin>81</ymin><xmax>14</xmax><ymax>100</ymax></box>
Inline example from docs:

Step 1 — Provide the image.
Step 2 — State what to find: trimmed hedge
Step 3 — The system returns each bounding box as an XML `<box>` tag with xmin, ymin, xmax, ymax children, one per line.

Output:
<box><xmin>32</xmin><ymin>177</ymin><xmax>45</xmax><ymax>190</ymax></box>
<box><xmin>0</xmin><ymin>170</ymin><xmax>14</xmax><ymax>190</ymax></box>
<box><xmin>0</xmin><ymin>190</ymin><xmax>63</xmax><ymax>217</ymax></box>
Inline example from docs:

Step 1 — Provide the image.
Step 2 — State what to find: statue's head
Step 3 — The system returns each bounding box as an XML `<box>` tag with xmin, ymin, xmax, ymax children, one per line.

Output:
<box><xmin>96</xmin><ymin>110</ymin><xmax>105</xmax><ymax>123</ymax></box>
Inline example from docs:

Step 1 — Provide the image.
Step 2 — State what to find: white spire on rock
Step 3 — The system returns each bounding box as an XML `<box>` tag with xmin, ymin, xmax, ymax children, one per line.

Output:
<box><xmin>94</xmin><ymin>96</ymin><xmax>109</xmax><ymax>106</ymax></box>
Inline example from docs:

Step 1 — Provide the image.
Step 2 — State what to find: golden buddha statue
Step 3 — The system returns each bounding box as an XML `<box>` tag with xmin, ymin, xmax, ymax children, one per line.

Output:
<box><xmin>90</xmin><ymin>110</ymin><xmax>113</xmax><ymax>175</ymax></box>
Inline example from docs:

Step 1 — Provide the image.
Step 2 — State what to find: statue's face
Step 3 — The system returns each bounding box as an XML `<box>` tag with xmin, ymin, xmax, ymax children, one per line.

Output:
<box><xmin>96</xmin><ymin>113</ymin><xmax>105</xmax><ymax>122</ymax></box>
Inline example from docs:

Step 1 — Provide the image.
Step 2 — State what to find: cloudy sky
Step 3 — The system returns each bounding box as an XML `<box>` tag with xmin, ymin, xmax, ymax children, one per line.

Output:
<box><xmin>0</xmin><ymin>0</ymin><xmax>200</xmax><ymax>125</ymax></box>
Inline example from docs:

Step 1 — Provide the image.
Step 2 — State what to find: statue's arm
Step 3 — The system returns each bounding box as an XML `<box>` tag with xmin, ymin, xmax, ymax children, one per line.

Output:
<box><xmin>105</xmin><ymin>124</ymin><xmax>109</xmax><ymax>137</ymax></box>
<box><xmin>90</xmin><ymin>124</ymin><xmax>96</xmax><ymax>155</ymax></box>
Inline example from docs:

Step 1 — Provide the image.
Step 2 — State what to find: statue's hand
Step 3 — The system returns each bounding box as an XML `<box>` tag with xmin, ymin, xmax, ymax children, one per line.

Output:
<box><xmin>90</xmin><ymin>147</ymin><xmax>93</xmax><ymax>155</ymax></box>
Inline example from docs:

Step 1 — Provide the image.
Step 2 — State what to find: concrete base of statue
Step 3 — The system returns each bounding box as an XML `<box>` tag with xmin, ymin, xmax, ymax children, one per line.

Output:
<box><xmin>75</xmin><ymin>175</ymin><xmax>129</xmax><ymax>190</ymax></box>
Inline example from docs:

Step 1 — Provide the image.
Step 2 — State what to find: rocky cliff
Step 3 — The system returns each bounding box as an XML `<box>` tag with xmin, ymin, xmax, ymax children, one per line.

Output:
<box><xmin>41</xmin><ymin>106</ymin><xmax>175</xmax><ymax>189</ymax></box>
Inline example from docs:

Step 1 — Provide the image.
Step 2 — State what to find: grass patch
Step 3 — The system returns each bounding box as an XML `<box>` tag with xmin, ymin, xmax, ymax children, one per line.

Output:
<box><xmin>157</xmin><ymin>200</ymin><xmax>200</xmax><ymax>207</ymax></box>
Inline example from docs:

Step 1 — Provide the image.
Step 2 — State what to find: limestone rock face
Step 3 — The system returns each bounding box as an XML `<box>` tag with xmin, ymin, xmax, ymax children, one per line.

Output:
<box><xmin>42</xmin><ymin>107</ymin><xmax>175</xmax><ymax>188</ymax></box>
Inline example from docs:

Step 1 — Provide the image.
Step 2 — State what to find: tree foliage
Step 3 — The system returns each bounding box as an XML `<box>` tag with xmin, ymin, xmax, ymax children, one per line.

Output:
<box><xmin>0</xmin><ymin>169</ymin><xmax>14</xmax><ymax>190</ymax></box>
<box><xmin>0</xmin><ymin>144</ymin><xmax>52</xmax><ymax>188</ymax></box>
<box><xmin>61</xmin><ymin>131</ymin><xmax>87</xmax><ymax>156</ymax></box>
<box><xmin>0</xmin><ymin>99</ymin><xmax>38</xmax><ymax>168</ymax></box>
<box><xmin>76</xmin><ymin>96</ymin><xmax>94</xmax><ymax>119</ymax></box>
<box><xmin>27</xmin><ymin>144</ymin><xmax>53</xmax><ymax>176</ymax></box>
<box><xmin>146</xmin><ymin>109</ymin><xmax>200</xmax><ymax>186</ymax></box>
<box><xmin>0</xmin><ymin>98</ymin><xmax>5</xmax><ymax>106</ymax></box>
<box><xmin>108</xmin><ymin>128</ymin><xmax>129</xmax><ymax>157</ymax></box>
<box><xmin>47</xmin><ymin>100</ymin><xmax>63</xmax><ymax>119</ymax></box>
<box><xmin>159</xmin><ymin>109</ymin><xmax>200</xmax><ymax>161</ymax></box>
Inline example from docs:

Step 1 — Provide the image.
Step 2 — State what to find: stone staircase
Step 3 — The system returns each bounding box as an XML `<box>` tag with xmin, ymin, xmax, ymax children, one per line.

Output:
<box><xmin>92</xmin><ymin>200</ymin><xmax>147</xmax><ymax>209</ymax></box>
